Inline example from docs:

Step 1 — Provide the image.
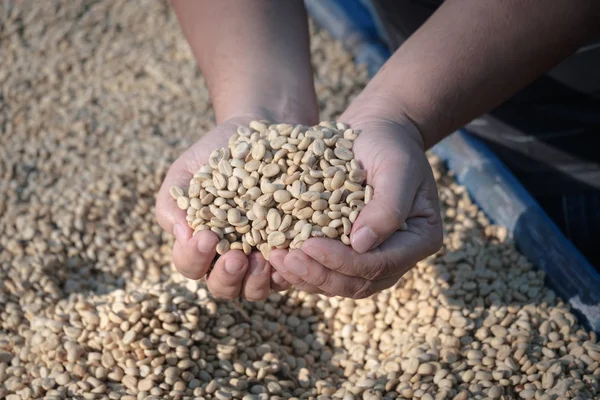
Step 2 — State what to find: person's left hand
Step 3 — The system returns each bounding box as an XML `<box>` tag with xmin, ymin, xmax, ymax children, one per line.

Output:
<box><xmin>269</xmin><ymin>114</ymin><xmax>443</xmax><ymax>298</ymax></box>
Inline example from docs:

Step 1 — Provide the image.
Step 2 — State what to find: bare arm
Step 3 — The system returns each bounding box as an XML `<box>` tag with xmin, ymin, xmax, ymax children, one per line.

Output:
<box><xmin>345</xmin><ymin>0</ymin><xmax>600</xmax><ymax>148</ymax></box>
<box><xmin>171</xmin><ymin>0</ymin><xmax>318</xmax><ymax>124</ymax></box>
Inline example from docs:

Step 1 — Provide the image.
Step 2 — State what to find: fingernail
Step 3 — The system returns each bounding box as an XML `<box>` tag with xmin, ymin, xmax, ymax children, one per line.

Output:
<box><xmin>197</xmin><ymin>234</ymin><xmax>216</xmax><ymax>254</ymax></box>
<box><xmin>271</xmin><ymin>271</ymin><xmax>284</xmax><ymax>285</ymax></box>
<box><xmin>173</xmin><ymin>224</ymin><xmax>186</xmax><ymax>242</ymax></box>
<box><xmin>351</xmin><ymin>226</ymin><xmax>378</xmax><ymax>253</ymax></box>
<box><xmin>225</xmin><ymin>258</ymin><xmax>244</xmax><ymax>274</ymax></box>
<box><xmin>198</xmin><ymin>232</ymin><xmax>218</xmax><ymax>254</ymax></box>
<box><xmin>284</xmin><ymin>254</ymin><xmax>307</xmax><ymax>276</ymax></box>
<box><xmin>250</xmin><ymin>260</ymin><xmax>268</xmax><ymax>276</ymax></box>
<box><xmin>302</xmin><ymin>244</ymin><xmax>325</xmax><ymax>264</ymax></box>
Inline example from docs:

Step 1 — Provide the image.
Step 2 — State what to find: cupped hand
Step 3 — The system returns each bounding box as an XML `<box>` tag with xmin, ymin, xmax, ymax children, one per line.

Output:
<box><xmin>156</xmin><ymin>116</ymin><xmax>291</xmax><ymax>300</ymax></box>
<box><xmin>270</xmin><ymin>115</ymin><xmax>443</xmax><ymax>298</ymax></box>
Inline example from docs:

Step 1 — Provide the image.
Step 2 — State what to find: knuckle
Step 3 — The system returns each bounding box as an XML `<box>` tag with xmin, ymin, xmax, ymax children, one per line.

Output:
<box><xmin>177</xmin><ymin>269</ymin><xmax>204</xmax><ymax>280</ymax></box>
<box><xmin>352</xmin><ymin>280</ymin><xmax>375</xmax><ymax>299</ymax></box>
<box><xmin>207</xmin><ymin>280</ymin><xmax>241</xmax><ymax>300</ymax></box>
<box><xmin>242</xmin><ymin>280</ymin><xmax>270</xmax><ymax>296</ymax></box>
<box><xmin>210</xmin><ymin>288</ymin><xmax>239</xmax><ymax>300</ymax></box>
<box><xmin>243</xmin><ymin>293</ymin><xmax>268</xmax><ymax>302</ymax></box>
<box><xmin>313</xmin><ymin>270</ymin><xmax>333</xmax><ymax>289</ymax></box>
<box><xmin>271</xmin><ymin>281</ymin><xmax>292</xmax><ymax>292</ymax></box>
<box><xmin>242</xmin><ymin>283</ymin><xmax>266</xmax><ymax>294</ymax></box>
<box><xmin>329</xmin><ymin>251</ymin><xmax>352</xmax><ymax>273</ymax></box>
<box><xmin>331</xmin><ymin>256</ymin><xmax>346</xmax><ymax>273</ymax></box>
<box><xmin>390</xmin><ymin>213</ymin><xmax>406</xmax><ymax>231</ymax></box>
<box><xmin>216</xmin><ymin>293</ymin><xmax>239</xmax><ymax>300</ymax></box>
<box><xmin>279</xmin><ymin>272</ymin><xmax>303</xmax><ymax>286</ymax></box>
<box><xmin>296</xmin><ymin>281</ymin><xmax>319</xmax><ymax>294</ymax></box>
<box><xmin>376</xmin><ymin>202</ymin><xmax>405</xmax><ymax>232</ymax></box>
<box><xmin>361</xmin><ymin>252</ymin><xmax>392</xmax><ymax>281</ymax></box>
<box><xmin>362</xmin><ymin>262</ymin><xmax>385</xmax><ymax>281</ymax></box>
<box><xmin>173</xmin><ymin>259</ymin><xmax>206</xmax><ymax>281</ymax></box>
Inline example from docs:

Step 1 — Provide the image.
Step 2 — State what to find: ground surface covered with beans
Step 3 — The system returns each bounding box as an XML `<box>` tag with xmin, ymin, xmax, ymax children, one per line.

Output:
<box><xmin>1</xmin><ymin>1</ymin><xmax>599</xmax><ymax>399</ymax></box>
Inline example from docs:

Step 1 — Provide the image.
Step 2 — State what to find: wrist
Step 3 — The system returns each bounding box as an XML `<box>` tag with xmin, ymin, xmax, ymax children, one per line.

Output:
<box><xmin>341</xmin><ymin>92</ymin><xmax>426</xmax><ymax>151</ymax></box>
<box><xmin>217</xmin><ymin>103</ymin><xmax>317</xmax><ymax>128</ymax></box>
<box><xmin>212</xmin><ymin>79</ymin><xmax>319</xmax><ymax>126</ymax></box>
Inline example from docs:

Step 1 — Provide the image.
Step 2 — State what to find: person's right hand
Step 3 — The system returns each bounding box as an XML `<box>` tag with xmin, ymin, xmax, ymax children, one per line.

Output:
<box><xmin>156</xmin><ymin>116</ymin><xmax>292</xmax><ymax>301</ymax></box>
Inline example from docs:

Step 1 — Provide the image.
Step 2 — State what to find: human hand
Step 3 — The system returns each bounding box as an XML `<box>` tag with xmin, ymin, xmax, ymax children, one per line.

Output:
<box><xmin>156</xmin><ymin>116</ymin><xmax>292</xmax><ymax>301</ymax></box>
<box><xmin>269</xmin><ymin>114</ymin><xmax>443</xmax><ymax>298</ymax></box>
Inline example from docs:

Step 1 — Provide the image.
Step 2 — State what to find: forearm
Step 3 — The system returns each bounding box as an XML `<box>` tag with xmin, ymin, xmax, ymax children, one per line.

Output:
<box><xmin>171</xmin><ymin>0</ymin><xmax>318</xmax><ymax>124</ymax></box>
<box><xmin>347</xmin><ymin>0</ymin><xmax>600</xmax><ymax>149</ymax></box>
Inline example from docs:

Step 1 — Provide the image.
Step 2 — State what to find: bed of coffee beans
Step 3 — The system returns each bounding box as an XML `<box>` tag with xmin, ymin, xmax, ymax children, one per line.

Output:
<box><xmin>0</xmin><ymin>1</ymin><xmax>597</xmax><ymax>399</ymax></box>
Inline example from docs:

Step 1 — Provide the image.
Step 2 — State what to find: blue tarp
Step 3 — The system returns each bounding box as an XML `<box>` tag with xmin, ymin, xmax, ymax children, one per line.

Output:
<box><xmin>306</xmin><ymin>0</ymin><xmax>600</xmax><ymax>332</ymax></box>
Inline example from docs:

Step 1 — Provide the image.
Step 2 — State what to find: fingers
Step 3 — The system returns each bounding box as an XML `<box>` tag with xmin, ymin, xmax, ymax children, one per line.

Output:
<box><xmin>269</xmin><ymin>250</ymin><xmax>324</xmax><ymax>294</ymax></box>
<box><xmin>241</xmin><ymin>252</ymin><xmax>271</xmax><ymax>301</ymax></box>
<box><xmin>301</xmin><ymin>217</ymin><xmax>441</xmax><ymax>282</ymax></box>
<box><xmin>157</xmin><ymin>160</ymin><xmax>220</xmax><ymax>280</ymax></box>
<box><xmin>350</xmin><ymin>155</ymin><xmax>422</xmax><ymax>254</ymax></box>
<box><xmin>271</xmin><ymin>271</ymin><xmax>292</xmax><ymax>292</ymax></box>
<box><xmin>172</xmin><ymin>229</ymin><xmax>220</xmax><ymax>280</ymax></box>
<box><xmin>274</xmin><ymin>249</ymin><xmax>396</xmax><ymax>298</ymax></box>
<box><xmin>206</xmin><ymin>250</ymin><xmax>249</xmax><ymax>299</ymax></box>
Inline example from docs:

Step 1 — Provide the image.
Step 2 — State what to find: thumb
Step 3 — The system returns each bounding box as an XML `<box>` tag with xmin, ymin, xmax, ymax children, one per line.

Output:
<box><xmin>350</xmin><ymin>157</ymin><xmax>422</xmax><ymax>253</ymax></box>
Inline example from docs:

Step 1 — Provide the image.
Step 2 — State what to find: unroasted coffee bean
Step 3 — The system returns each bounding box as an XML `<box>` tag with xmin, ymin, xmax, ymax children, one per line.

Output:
<box><xmin>173</xmin><ymin>120</ymin><xmax>379</xmax><ymax>255</ymax></box>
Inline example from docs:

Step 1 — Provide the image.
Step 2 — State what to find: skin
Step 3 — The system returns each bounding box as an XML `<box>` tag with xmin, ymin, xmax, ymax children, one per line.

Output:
<box><xmin>157</xmin><ymin>0</ymin><xmax>600</xmax><ymax>300</ymax></box>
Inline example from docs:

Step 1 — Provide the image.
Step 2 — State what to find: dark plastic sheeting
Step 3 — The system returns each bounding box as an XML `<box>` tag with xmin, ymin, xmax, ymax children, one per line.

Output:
<box><xmin>306</xmin><ymin>0</ymin><xmax>600</xmax><ymax>332</ymax></box>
